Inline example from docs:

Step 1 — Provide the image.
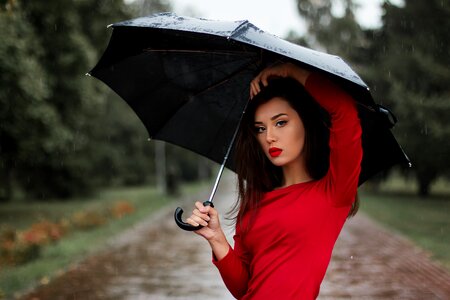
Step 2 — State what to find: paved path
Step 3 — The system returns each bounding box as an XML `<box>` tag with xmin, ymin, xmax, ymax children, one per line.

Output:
<box><xmin>22</xmin><ymin>173</ymin><xmax>450</xmax><ymax>299</ymax></box>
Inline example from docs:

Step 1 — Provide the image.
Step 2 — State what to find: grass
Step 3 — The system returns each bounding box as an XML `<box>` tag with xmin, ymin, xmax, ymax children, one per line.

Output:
<box><xmin>360</xmin><ymin>176</ymin><xmax>450</xmax><ymax>271</ymax></box>
<box><xmin>0</xmin><ymin>181</ymin><xmax>209</xmax><ymax>299</ymax></box>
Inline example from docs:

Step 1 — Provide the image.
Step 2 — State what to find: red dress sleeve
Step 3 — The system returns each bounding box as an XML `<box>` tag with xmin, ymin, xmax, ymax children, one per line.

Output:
<box><xmin>305</xmin><ymin>73</ymin><xmax>363</xmax><ymax>206</ymax></box>
<box><xmin>212</xmin><ymin>228</ymin><xmax>250</xmax><ymax>299</ymax></box>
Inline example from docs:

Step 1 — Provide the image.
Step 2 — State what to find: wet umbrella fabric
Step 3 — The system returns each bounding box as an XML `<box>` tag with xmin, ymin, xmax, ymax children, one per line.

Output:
<box><xmin>89</xmin><ymin>13</ymin><xmax>409</xmax><ymax>201</ymax></box>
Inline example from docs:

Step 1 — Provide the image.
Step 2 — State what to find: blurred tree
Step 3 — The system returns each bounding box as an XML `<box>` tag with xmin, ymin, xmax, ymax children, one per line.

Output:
<box><xmin>294</xmin><ymin>0</ymin><xmax>381</xmax><ymax>105</ymax></box>
<box><xmin>295</xmin><ymin>0</ymin><xmax>450</xmax><ymax>196</ymax></box>
<box><xmin>0</xmin><ymin>3</ymin><xmax>52</xmax><ymax>201</ymax></box>
<box><xmin>0</xmin><ymin>0</ymin><xmax>174</xmax><ymax>200</ymax></box>
<box><xmin>12</xmin><ymin>0</ymin><xmax>136</xmax><ymax>198</ymax></box>
<box><xmin>377</xmin><ymin>0</ymin><xmax>450</xmax><ymax>196</ymax></box>
<box><xmin>296</xmin><ymin>0</ymin><xmax>366</xmax><ymax>61</ymax></box>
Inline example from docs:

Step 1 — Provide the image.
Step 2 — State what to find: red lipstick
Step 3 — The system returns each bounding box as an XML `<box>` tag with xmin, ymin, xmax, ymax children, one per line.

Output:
<box><xmin>269</xmin><ymin>147</ymin><xmax>282</xmax><ymax>157</ymax></box>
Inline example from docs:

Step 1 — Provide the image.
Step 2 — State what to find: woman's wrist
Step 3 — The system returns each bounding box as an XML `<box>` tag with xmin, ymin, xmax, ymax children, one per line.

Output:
<box><xmin>287</xmin><ymin>63</ymin><xmax>310</xmax><ymax>86</ymax></box>
<box><xmin>208</xmin><ymin>231</ymin><xmax>230</xmax><ymax>261</ymax></box>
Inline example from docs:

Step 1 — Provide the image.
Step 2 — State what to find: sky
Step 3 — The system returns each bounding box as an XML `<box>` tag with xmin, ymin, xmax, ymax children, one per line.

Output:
<box><xmin>168</xmin><ymin>0</ymin><xmax>389</xmax><ymax>38</ymax></box>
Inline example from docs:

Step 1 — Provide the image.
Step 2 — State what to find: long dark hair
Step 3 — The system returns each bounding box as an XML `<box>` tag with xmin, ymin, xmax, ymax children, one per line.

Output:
<box><xmin>230</xmin><ymin>77</ymin><xmax>358</xmax><ymax>225</ymax></box>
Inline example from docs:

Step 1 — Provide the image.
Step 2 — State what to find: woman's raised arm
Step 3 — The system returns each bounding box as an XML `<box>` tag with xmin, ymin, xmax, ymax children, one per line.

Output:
<box><xmin>250</xmin><ymin>63</ymin><xmax>310</xmax><ymax>98</ymax></box>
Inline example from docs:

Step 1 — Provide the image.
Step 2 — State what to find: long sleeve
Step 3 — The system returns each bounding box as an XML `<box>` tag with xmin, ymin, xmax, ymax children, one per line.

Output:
<box><xmin>305</xmin><ymin>73</ymin><xmax>363</xmax><ymax>206</ymax></box>
<box><xmin>212</xmin><ymin>229</ymin><xmax>250</xmax><ymax>299</ymax></box>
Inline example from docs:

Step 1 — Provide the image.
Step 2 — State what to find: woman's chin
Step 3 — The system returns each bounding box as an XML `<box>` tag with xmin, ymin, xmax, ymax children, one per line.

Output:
<box><xmin>268</xmin><ymin>157</ymin><xmax>286</xmax><ymax>167</ymax></box>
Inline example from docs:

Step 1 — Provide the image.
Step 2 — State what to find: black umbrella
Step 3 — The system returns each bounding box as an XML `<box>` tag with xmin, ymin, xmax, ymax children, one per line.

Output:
<box><xmin>88</xmin><ymin>12</ymin><xmax>409</xmax><ymax>231</ymax></box>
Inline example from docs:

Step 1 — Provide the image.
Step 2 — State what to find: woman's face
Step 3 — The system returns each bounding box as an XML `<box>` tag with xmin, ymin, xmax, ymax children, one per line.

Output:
<box><xmin>253</xmin><ymin>97</ymin><xmax>306</xmax><ymax>168</ymax></box>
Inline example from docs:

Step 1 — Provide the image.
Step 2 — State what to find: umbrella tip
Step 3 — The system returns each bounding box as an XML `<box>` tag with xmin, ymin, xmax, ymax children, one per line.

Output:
<box><xmin>85</xmin><ymin>72</ymin><xmax>91</xmax><ymax>76</ymax></box>
<box><xmin>107</xmin><ymin>24</ymin><xmax>113</xmax><ymax>28</ymax></box>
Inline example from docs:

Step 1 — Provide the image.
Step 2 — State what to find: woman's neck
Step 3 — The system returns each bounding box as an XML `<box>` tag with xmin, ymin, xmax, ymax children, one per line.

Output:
<box><xmin>281</xmin><ymin>159</ymin><xmax>312</xmax><ymax>187</ymax></box>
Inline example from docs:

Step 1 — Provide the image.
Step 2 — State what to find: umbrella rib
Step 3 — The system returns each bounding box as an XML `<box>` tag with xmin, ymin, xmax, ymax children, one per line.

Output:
<box><xmin>206</xmin><ymin>93</ymin><xmax>248</xmax><ymax>203</ymax></box>
<box><xmin>192</xmin><ymin>59</ymin><xmax>259</xmax><ymax>98</ymax></box>
<box><xmin>201</xmin><ymin>67</ymin><xmax>253</xmax><ymax>160</ymax></box>
<box><xmin>143</xmin><ymin>49</ymin><xmax>252</xmax><ymax>56</ymax></box>
<box><xmin>228</xmin><ymin>20</ymin><xmax>250</xmax><ymax>39</ymax></box>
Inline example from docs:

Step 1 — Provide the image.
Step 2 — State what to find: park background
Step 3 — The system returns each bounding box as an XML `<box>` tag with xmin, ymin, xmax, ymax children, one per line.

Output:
<box><xmin>0</xmin><ymin>0</ymin><xmax>449</xmax><ymax>298</ymax></box>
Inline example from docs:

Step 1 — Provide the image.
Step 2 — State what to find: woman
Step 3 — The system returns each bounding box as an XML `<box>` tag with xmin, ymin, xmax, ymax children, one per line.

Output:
<box><xmin>186</xmin><ymin>63</ymin><xmax>362</xmax><ymax>299</ymax></box>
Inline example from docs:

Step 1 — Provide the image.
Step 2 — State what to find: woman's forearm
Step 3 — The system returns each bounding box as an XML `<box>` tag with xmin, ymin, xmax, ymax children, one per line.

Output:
<box><xmin>250</xmin><ymin>62</ymin><xmax>311</xmax><ymax>98</ymax></box>
<box><xmin>208</xmin><ymin>231</ymin><xmax>230</xmax><ymax>261</ymax></box>
<box><xmin>286</xmin><ymin>63</ymin><xmax>311</xmax><ymax>86</ymax></box>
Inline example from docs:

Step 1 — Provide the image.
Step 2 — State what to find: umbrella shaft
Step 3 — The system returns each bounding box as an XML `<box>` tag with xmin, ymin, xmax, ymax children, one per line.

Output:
<box><xmin>207</xmin><ymin>162</ymin><xmax>226</xmax><ymax>203</ymax></box>
<box><xmin>207</xmin><ymin>105</ymin><xmax>246</xmax><ymax>203</ymax></box>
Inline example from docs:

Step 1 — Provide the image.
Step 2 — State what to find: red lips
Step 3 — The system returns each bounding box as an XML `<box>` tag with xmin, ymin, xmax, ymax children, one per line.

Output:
<box><xmin>269</xmin><ymin>147</ymin><xmax>282</xmax><ymax>157</ymax></box>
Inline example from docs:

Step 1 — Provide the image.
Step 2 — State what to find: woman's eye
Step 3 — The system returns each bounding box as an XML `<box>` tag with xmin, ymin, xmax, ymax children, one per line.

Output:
<box><xmin>254</xmin><ymin>126</ymin><xmax>265</xmax><ymax>133</ymax></box>
<box><xmin>276</xmin><ymin>120</ymin><xmax>287</xmax><ymax>127</ymax></box>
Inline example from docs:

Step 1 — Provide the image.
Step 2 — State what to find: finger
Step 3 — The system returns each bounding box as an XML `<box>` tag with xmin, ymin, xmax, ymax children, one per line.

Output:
<box><xmin>256</xmin><ymin>80</ymin><xmax>262</xmax><ymax>94</ymax></box>
<box><xmin>250</xmin><ymin>81</ymin><xmax>258</xmax><ymax>98</ymax></box>
<box><xmin>188</xmin><ymin>215</ymin><xmax>209</xmax><ymax>227</ymax></box>
<box><xmin>251</xmin><ymin>79</ymin><xmax>261</xmax><ymax>95</ymax></box>
<box><xmin>193</xmin><ymin>209</ymin><xmax>210</xmax><ymax>221</ymax></box>
<box><xmin>207</xmin><ymin>206</ymin><xmax>218</xmax><ymax>218</ymax></box>
<box><xmin>260</xmin><ymin>72</ymin><xmax>270</xmax><ymax>87</ymax></box>
<box><xmin>186</xmin><ymin>217</ymin><xmax>200</xmax><ymax>227</ymax></box>
<box><xmin>194</xmin><ymin>201</ymin><xmax>209</xmax><ymax>213</ymax></box>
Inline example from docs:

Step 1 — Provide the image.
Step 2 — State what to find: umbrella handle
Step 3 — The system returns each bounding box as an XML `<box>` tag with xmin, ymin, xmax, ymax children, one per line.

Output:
<box><xmin>174</xmin><ymin>201</ymin><xmax>214</xmax><ymax>231</ymax></box>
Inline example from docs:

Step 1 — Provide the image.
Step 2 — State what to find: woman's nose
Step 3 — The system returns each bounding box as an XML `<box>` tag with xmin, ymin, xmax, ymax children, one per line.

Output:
<box><xmin>266</xmin><ymin>127</ymin><xmax>277</xmax><ymax>143</ymax></box>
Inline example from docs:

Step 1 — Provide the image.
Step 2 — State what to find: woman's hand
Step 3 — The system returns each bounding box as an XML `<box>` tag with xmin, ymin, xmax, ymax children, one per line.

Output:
<box><xmin>185</xmin><ymin>201</ymin><xmax>220</xmax><ymax>239</ymax></box>
<box><xmin>186</xmin><ymin>201</ymin><xmax>230</xmax><ymax>260</ymax></box>
<box><xmin>250</xmin><ymin>62</ymin><xmax>311</xmax><ymax>98</ymax></box>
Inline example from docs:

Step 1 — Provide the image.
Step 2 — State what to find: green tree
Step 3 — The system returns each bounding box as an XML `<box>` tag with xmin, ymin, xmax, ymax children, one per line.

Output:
<box><xmin>296</xmin><ymin>0</ymin><xmax>366</xmax><ymax>60</ymax></box>
<box><xmin>12</xmin><ymin>0</ymin><xmax>131</xmax><ymax>198</ymax></box>
<box><xmin>0</xmin><ymin>0</ymin><xmax>173</xmax><ymax>200</ymax></box>
<box><xmin>377</xmin><ymin>0</ymin><xmax>450</xmax><ymax>195</ymax></box>
<box><xmin>295</xmin><ymin>0</ymin><xmax>450</xmax><ymax>196</ymax></box>
<box><xmin>0</xmin><ymin>3</ymin><xmax>53</xmax><ymax>201</ymax></box>
<box><xmin>294</xmin><ymin>0</ymin><xmax>379</xmax><ymax>101</ymax></box>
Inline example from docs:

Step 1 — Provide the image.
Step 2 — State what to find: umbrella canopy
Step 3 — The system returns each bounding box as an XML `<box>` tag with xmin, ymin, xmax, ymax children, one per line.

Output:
<box><xmin>89</xmin><ymin>12</ymin><xmax>409</xmax><ymax>186</ymax></box>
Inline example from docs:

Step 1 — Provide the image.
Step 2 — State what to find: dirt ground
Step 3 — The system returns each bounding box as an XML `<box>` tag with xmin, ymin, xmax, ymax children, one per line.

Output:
<box><xmin>21</xmin><ymin>174</ymin><xmax>450</xmax><ymax>300</ymax></box>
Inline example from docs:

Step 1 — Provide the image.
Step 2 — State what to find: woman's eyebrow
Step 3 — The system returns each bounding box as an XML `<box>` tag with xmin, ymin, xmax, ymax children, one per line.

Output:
<box><xmin>271</xmin><ymin>113</ymin><xmax>288</xmax><ymax>120</ymax></box>
<box><xmin>254</xmin><ymin>113</ymin><xmax>288</xmax><ymax>124</ymax></box>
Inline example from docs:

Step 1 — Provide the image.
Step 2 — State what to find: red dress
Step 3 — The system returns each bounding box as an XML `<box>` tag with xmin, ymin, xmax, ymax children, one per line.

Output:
<box><xmin>213</xmin><ymin>73</ymin><xmax>363</xmax><ymax>299</ymax></box>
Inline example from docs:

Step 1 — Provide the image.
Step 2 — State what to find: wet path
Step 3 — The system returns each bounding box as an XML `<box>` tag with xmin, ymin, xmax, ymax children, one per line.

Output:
<box><xmin>22</xmin><ymin>174</ymin><xmax>450</xmax><ymax>299</ymax></box>
<box><xmin>320</xmin><ymin>214</ymin><xmax>450</xmax><ymax>299</ymax></box>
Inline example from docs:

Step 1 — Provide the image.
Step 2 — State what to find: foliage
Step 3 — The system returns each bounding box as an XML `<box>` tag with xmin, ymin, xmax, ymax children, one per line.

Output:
<box><xmin>20</xmin><ymin>220</ymin><xmax>67</xmax><ymax>245</ymax></box>
<box><xmin>0</xmin><ymin>5</ymin><xmax>51</xmax><ymax>200</ymax></box>
<box><xmin>375</xmin><ymin>1</ymin><xmax>450</xmax><ymax>195</ymax></box>
<box><xmin>0</xmin><ymin>0</ymin><xmax>216</xmax><ymax>202</ymax></box>
<box><xmin>295</xmin><ymin>0</ymin><xmax>450</xmax><ymax>196</ymax></box>
<box><xmin>0</xmin><ymin>200</ymin><xmax>135</xmax><ymax>268</ymax></box>
<box><xmin>110</xmin><ymin>200</ymin><xmax>135</xmax><ymax>219</ymax></box>
<box><xmin>1</xmin><ymin>226</ymin><xmax>41</xmax><ymax>266</ymax></box>
<box><xmin>70</xmin><ymin>210</ymin><xmax>107</xmax><ymax>230</ymax></box>
<box><xmin>0</xmin><ymin>181</ymin><xmax>208</xmax><ymax>298</ymax></box>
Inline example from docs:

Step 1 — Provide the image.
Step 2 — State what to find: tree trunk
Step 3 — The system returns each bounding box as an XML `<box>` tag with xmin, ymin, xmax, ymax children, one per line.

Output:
<box><xmin>418</xmin><ymin>181</ymin><xmax>430</xmax><ymax>197</ymax></box>
<box><xmin>0</xmin><ymin>165</ymin><xmax>12</xmax><ymax>202</ymax></box>
<box><xmin>416</xmin><ymin>169</ymin><xmax>436</xmax><ymax>198</ymax></box>
<box><xmin>155</xmin><ymin>141</ymin><xmax>166</xmax><ymax>194</ymax></box>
